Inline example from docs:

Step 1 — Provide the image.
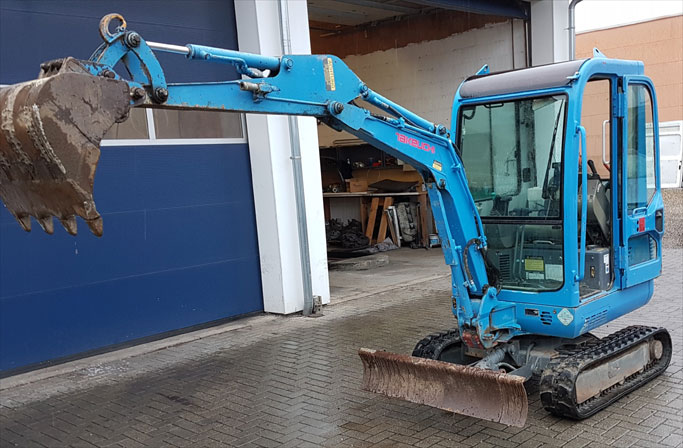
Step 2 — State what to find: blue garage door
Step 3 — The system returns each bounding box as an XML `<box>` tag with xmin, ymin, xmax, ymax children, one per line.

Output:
<box><xmin>0</xmin><ymin>1</ymin><xmax>263</xmax><ymax>373</ymax></box>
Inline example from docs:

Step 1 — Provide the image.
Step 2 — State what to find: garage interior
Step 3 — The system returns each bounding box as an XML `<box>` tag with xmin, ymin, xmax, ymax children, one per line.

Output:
<box><xmin>307</xmin><ymin>0</ymin><xmax>530</xmax><ymax>260</ymax></box>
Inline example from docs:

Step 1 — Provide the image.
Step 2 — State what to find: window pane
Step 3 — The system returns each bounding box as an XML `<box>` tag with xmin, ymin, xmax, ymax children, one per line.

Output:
<box><xmin>626</xmin><ymin>84</ymin><xmax>655</xmax><ymax>212</ymax></box>
<box><xmin>103</xmin><ymin>107</ymin><xmax>149</xmax><ymax>139</ymax></box>
<box><xmin>153</xmin><ymin>109</ymin><xmax>243</xmax><ymax>139</ymax></box>
<box><xmin>628</xmin><ymin>233</ymin><xmax>657</xmax><ymax>266</ymax></box>
<box><xmin>580</xmin><ymin>79</ymin><xmax>611</xmax><ymax>178</ymax></box>
<box><xmin>460</xmin><ymin>95</ymin><xmax>566</xmax><ymax>218</ymax></box>
<box><xmin>485</xmin><ymin>223</ymin><xmax>564</xmax><ymax>291</ymax></box>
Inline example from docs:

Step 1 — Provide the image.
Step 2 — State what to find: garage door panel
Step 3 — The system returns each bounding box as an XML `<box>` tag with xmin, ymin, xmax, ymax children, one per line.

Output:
<box><xmin>0</xmin><ymin>256</ymin><xmax>262</xmax><ymax>371</ymax></box>
<box><xmin>0</xmin><ymin>1</ymin><xmax>262</xmax><ymax>374</ymax></box>
<box><xmin>97</xmin><ymin>144</ymin><xmax>250</xmax><ymax>212</ymax></box>
<box><xmin>1</xmin><ymin>201</ymin><xmax>258</xmax><ymax>298</ymax></box>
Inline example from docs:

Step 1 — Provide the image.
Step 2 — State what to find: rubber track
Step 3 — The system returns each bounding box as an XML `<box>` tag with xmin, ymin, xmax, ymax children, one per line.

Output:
<box><xmin>539</xmin><ymin>325</ymin><xmax>672</xmax><ymax>419</ymax></box>
<box><xmin>412</xmin><ymin>329</ymin><xmax>461</xmax><ymax>360</ymax></box>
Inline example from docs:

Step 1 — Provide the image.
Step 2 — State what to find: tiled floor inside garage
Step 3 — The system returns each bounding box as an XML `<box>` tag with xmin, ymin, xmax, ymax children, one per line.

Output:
<box><xmin>1</xmin><ymin>249</ymin><xmax>681</xmax><ymax>448</ymax></box>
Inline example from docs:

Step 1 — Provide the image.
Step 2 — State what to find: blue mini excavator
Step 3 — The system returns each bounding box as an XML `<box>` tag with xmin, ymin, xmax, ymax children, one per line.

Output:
<box><xmin>0</xmin><ymin>14</ymin><xmax>670</xmax><ymax>427</ymax></box>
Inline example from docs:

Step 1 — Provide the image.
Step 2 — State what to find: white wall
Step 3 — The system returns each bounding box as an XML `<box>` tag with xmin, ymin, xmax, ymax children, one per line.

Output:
<box><xmin>235</xmin><ymin>0</ymin><xmax>330</xmax><ymax>314</ymax></box>
<box><xmin>317</xmin><ymin>20</ymin><xmax>527</xmax><ymax>147</ymax></box>
<box><xmin>530</xmin><ymin>0</ymin><xmax>570</xmax><ymax>65</ymax></box>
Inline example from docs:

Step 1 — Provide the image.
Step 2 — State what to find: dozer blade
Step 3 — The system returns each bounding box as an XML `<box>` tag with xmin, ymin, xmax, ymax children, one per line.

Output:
<box><xmin>358</xmin><ymin>348</ymin><xmax>528</xmax><ymax>427</ymax></box>
<box><xmin>0</xmin><ymin>57</ymin><xmax>130</xmax><ymax>236</ymax></box>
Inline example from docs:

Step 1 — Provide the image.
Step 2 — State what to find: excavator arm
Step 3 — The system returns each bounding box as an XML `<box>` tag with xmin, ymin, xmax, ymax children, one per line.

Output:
<box><xmin>0</xmin><ymin>14</ymin><xmax>527</xmax><ymax>425</ymax></box>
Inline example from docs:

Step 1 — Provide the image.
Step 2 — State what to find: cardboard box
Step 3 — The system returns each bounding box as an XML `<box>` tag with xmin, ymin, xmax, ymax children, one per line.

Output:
<box><xmin>346</xmin><ymin>178</ymin><xmax>368</xmax><ymax>192</ymax></box>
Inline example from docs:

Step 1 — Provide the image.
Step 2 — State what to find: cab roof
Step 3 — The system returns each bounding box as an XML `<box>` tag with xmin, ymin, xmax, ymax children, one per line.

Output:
<box><xmin>459</xmin><ymin>56</ymin><xmax>647</xmax><ymax>100</ymax></box>
<box><xmin>459</xmin><ymin>59</ymin><xmax>588</xmax><ymax>99</ymax></box>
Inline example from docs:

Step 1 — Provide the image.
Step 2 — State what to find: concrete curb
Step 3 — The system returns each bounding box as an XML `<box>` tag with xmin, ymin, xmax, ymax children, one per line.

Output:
<box><xmin>0</xmin><ymin>314</ymin><xmax>278</xmax><ymax>391</ymax></box>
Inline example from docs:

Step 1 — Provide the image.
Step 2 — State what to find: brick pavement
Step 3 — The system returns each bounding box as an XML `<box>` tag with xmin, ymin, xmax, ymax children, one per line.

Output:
<box><xmin>1</xmin><ymin>249</ymin><xmax>681</xmax><ymax>448</ymax></box>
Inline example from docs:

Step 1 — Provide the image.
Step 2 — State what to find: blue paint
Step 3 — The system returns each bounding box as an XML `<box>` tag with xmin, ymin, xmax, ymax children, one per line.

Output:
<box><xmin>576</xmin><ymin>124</ymin><xmax>588</xmax><ymax>283</ymax></box>
<box><xmin>512</xmin><ymin>280</ymin><xmax>653</xmax><ymax>339</ymax></box>
<box><xmin>187</xmin><ymin>44</ymin><xmax>282</xmax><ymax>76</ymax></box>
<box><xmin>446</xmin><ymin>58</ymin><xmax>662</xmax><ymax>343</ymax></box>
<box><xmin>0</xmin><ymin>1</ymin><xmax>262</xmax><ymax>373</ymax></box>
<box><xmin>621</xmin><ymin>76</ymin><xmax>664</xmax><ymax>288</ymax></box>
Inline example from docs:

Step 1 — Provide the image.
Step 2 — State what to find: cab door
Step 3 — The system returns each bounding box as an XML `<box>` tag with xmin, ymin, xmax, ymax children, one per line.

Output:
<box><xmin>619</xmin><ymin>77</ymin><xmax>663</xmax><ymax>287</ymax></box>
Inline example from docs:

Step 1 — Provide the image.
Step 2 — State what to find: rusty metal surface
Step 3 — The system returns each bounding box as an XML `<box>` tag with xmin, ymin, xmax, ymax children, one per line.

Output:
<box><xmin>358</xmin><ymin>348</ymin><xmax>528</xmax><ymax>427</ymax></box>
<box><xmin>0</xmin><ymin>58</ymin><xmax>130</xmax><ymax>236</ymax></box>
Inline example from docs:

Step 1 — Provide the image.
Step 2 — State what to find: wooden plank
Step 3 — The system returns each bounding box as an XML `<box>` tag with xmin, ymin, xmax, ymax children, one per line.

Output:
<box><xmin>360</xmin><ymin>197</ymin><xmax>368</xmax><ymax>233</ymax></box>
<box><xmin>418</xmin><ymin>192</ymin><xmax>430</xmax><ymax>247</ymax></box>
<box><xmin>386</xmin><ymin>208</ymin><xmax>400</xmax><ymax>246</ymax></box>
<box><xmin>365</xmin><ymin>197</ymin><xmax>380</xmax><ymax>241</ymax></box>
<box><xmin>323</xmin><ymin>197</ymin><xmax>331</xmax><ymax>221</ymax></box>
<box><xmin>376</xmin><ymin>197</ymin><xmax>394</xmax><ymax>243</ymax></box>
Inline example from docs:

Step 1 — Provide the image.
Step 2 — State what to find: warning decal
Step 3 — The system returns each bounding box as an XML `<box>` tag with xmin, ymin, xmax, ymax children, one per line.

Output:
<box><xmin>525</xmin><ymin>258</ymin><xmax>545</xmax><ymax>272</ymax></box>
<box><xmin>323</xmin><ymin>57</ymin><xmax>336</xmax><ymax>91</ymax></box>
<box><xmin>557</xmin><ymin>308</ymin><xmax>574</xmax><ymax>326</ymax></box>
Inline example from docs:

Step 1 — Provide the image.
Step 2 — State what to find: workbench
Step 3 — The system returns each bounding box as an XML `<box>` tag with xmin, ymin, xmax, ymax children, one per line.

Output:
<box><xmin>323</xmin><ymin>191</ymin><xmax>430</xmax><ymax>246</ymax></box>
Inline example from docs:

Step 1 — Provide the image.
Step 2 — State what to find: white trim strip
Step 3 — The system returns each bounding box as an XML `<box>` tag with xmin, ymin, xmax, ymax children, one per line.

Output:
<box><xmin>101</xmin><ymin>137</ymin><xmax>248</xmax><ymax>146</ymax></box>
<box><xmin>146</xmin><ymin>109</ymin><xmax>156</xmax><ymax>141</ymax></box>
<box><xmin>101</xmin><ymin>108</ymin><xmax>247</xmax><ymax>145</ymax></box>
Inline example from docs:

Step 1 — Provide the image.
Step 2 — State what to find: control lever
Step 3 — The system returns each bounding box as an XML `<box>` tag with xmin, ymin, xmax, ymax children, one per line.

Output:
<box><xmin>587</xmin><ymin>159</ymin><xmax>598</xmax><ymax>176</ymax></box>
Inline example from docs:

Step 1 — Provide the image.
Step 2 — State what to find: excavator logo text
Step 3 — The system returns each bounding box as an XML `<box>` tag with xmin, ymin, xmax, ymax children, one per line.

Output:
<box><xmin>396</xmin><ymin>133</ymin><xmax>435</xmax><ymax>154</ymax></box>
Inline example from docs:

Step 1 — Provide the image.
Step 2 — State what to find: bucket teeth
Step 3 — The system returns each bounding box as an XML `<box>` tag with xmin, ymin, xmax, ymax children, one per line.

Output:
<box><xmin>37</xmin><ymin>216</ymin><xmax>54</xmax><ymax>234</ymax></box>
<box><xmin>15</xmin><ymin>214</ymin><xmax>32</xmax><ymax>232</ymax></box>
<box><xmin>60</xmin><ymin>215</ymin><xmax>78</xmax><ymax>235</ymax></box>
<box><xmin>0</xmin><ymin>57</ymin><xmax>130</xmax><ymax>236</ymax></box>
<box><xmin>86</xmin><ymin>216</ymin><xmax>103</xmax><ymax>237</ymax></box>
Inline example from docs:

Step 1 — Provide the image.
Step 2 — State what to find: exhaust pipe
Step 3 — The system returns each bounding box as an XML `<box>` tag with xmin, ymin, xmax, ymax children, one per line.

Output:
<box><xmin>568</xmin><ymin>0</ymin><xmax>584</xmax><ymax>60</ymax></box>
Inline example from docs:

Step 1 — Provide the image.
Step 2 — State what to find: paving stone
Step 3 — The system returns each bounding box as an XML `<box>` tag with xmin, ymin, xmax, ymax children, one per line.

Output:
<box><xmin>662</xmin><ymin>434</ymin><xmax>683</xmax><ymax>447</ymax></box>
<box><xmin>0</xmin><ymin>249</ymin><xmax>681</xmax><ymax>447</ymax></box>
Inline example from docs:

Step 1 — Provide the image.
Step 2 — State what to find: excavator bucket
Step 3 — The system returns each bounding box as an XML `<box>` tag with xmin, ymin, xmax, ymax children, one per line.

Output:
<box><xmin>358</xmin><ymin>348</ymin><xmax>528</xmax><ymax>427</ymax></box>
<box><xmin>0</xmin><ymin>57</ymin><xmax>130</xmax><ymax>236</ymax></box>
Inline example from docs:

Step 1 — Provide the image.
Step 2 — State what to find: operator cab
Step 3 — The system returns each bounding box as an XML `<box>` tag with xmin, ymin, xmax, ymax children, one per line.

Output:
<box><xmin>458</xmin><ymin>93</ymin><xmax>567</xmax><ymax>293</ymax></box>
<box><xmin>454</xmin><ymin>56</ymin><xmax>662</xmax><ymax>302</ymax></box>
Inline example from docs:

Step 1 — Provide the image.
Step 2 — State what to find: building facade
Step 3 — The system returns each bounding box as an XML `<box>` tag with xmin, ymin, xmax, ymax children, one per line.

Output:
<box><xmin>576</xmin><ymin>15</ymin><xmax>683</xmax><ymax>187</ymax></box>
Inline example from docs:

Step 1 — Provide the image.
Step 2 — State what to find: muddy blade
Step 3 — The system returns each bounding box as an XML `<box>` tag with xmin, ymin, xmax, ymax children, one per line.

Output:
<box><xmin>358</xmin><ymin>348</ymin><xmax>528</xmax><ymax>427</ymax></box>
<box><xmin>0</xmin><ymin>58</ymin><xmax>130</xmax><ymax>236</ymax></box>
